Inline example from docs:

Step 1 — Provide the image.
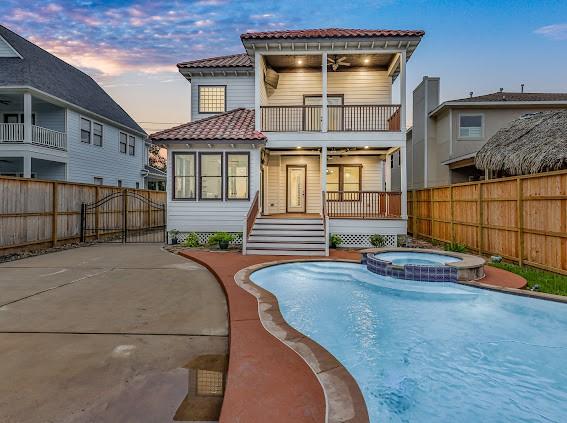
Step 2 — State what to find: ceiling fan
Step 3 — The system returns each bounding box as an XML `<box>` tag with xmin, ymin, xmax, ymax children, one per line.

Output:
<box><xmin>327</xmin><ymin>55</ymin><xmax>351</xmax><ymax>71</ymax></box>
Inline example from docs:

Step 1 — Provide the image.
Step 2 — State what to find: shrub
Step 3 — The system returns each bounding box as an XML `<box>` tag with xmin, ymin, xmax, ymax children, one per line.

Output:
<box><xmin>329</xmin><ymin>234</ymin><xmax>342</xmax><ymax>248</ymax></box>
<box><xmin>369</xmin><ymin>234</ymin><xmax>386</xmax><ymax>248</ymax></box>
<box><xmin>208</xmin><ymin>232</ymin><xmax>234</xmax><ymax>249</ymax></box>
<box><xmin>444</xmin><ymin>242</ymin><xmax>467</xmax><ymax>253</ymax></box>
<box><xmin>182</xmin><ymin>232</ymin><xmax>201</xmax><ymax>248</ymax></box>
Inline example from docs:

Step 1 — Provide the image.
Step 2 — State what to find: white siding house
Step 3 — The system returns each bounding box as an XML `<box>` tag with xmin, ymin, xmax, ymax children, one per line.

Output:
<box><xmin>152</xmin><ymin>28</ymin><xmax>425</xmax><ymax>254</ymax></box>
<box><xmin>0</xmin><ymin>25</ymin><xmax>147</xmax><ymax>187</ymax></box>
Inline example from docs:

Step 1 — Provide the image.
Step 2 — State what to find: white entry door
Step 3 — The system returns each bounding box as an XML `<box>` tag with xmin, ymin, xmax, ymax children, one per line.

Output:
<box><xmin>287</xmin><ymin>166</ymin><xmax>306</xmax><ymax>213</ymax></box>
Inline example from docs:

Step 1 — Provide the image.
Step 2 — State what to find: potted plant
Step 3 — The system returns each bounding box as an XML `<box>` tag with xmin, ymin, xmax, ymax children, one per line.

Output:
<box><xmin>168</xmin><ymin>229</ymin><xmax>180</xmax><ymax>245</ymax></box>
<box><xmin>369</xmin><ymin>234</ymin><xmax>386</xmax><ymax>248</ymax></box>
<box><xmin>208</xmin><ymin>232</ymin><xmax>234</xmax><ymax>250</ymax></box>
<box><xmin>329</xmin><ymin>234</ymin><xmax>342</xmax><ymax>249</ymax></box>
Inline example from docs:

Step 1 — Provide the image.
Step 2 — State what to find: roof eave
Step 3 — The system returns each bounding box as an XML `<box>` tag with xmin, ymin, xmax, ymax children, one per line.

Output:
<box><xmin>178</xmin><ymin>67</ymin><xmax>254</xmax><ymax>81</ymax></box>
<box><xmin>150</xmin><ymin>138</ymin><xmax>266</xmax><ymax>144</ymax></box>
<box><xmin>429</xmin><ymin>100</ymin><xmax>567</xmax><ymax>118</ymax></box>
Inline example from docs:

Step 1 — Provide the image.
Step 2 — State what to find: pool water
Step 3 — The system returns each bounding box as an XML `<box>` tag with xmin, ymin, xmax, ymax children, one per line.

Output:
<box><xmin>251</xmin><ymin>262</ymin><xmax>567</xmax><ymax>423</ymax></box>
<box><xmin>373</xmin><ymin>251</ymin><xmax>462</xmax><ymax>266</ymax></box>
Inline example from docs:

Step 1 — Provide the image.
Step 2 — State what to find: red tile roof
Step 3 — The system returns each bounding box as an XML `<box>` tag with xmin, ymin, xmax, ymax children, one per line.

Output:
<box><xmin>455</xmin><ymin>92</ymin><xmax>567</xmax><ymax>102</ymax></box>
<box><xmin>177</xmin><ymin>53</ymin><xmax>252</xmax><ymax>69</ymax></box>
<box><xmin>149</xmin><ymin>108</ymin><xmax>266</xmax><ymax>142</ymax></box>
<box><xmin>241</xmin><ymin>28</ymin><xmax>425</xmax><ymax>40</ymax></box>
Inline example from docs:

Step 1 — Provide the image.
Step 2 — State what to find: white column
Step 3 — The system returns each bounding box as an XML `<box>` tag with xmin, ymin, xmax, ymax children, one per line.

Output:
<box><xmin>385</xmin><ymin>154</ymin><xmax>392</xmax><ymax>192</ymax></box>
<box><xmin>321</xmin><ymin>52</ymin><xmax>328</xmax><ymax>133</ymax></box>
<box><xmin>320</xmin><ymin>145</ymin><xmax>327</xmax><ymax>210</ymax></box>
<box><xmin>399</xmin><ymin>50</ymin><xmax>407</xmax><ymax>132</ymax></box>
<box><xmin>400</xmin><ymin>145</ymin><xmax>408</xmax><ymax>219</ymax></box>
<box><xmin>254</xmin><ymin>52</ymin><xmax>261</xmax><ymax>131</ymax></box>
<box><xmin>23</xmin><ymin>92</ymin><xmax>32</xmax><ymax>144</ymax></box>
<box><xmin>23</xmin><ymin>153</ymin><xmax>31</xmax><ymax>178</ymax></box>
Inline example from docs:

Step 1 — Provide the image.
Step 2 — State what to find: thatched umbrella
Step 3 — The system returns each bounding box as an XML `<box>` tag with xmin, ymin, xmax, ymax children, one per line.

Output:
<box><xmin>475</xmin><ymin>110</ymin><xmax>567</xmax><ymax>175</ymax></box>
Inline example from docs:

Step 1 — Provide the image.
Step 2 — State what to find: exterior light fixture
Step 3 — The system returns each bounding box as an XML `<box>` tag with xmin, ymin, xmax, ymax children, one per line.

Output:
<box><xmin>364</xmin><ymin>58</ymin><xmax>370</xmax><ymax>64</ymax></box>
<box><xmin>364</xmin><ymin>146</ymin><xmax>369</xmax><ymax>149</ymax></box>
<box><xmin>296</xmin><ymin>146</ymin><xmax>302</xmax><ymax>149</ymax></box>
<box><xmin>297</xmin><ymin>59</ymin><xmax>303</xmax><ymax>65</ymax></box>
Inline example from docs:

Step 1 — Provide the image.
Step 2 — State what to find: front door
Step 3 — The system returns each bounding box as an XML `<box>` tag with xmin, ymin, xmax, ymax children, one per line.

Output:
<box><xmin>287</xmin><ymin>165</ymin><xmax>306</xmax><ymax>213</ymax></box>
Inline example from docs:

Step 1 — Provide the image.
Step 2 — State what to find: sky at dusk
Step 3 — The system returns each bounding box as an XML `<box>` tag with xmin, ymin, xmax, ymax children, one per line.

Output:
<box><xmin>2</xmin><ymin>0</ymin><xmax>567</xmax><ymax>134</ymax></box>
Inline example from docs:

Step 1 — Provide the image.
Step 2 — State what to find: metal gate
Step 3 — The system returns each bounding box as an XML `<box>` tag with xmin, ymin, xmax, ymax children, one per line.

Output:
<box><xmin>80</xmin><ymin>190</ymin><xmax>166</xmax><ymax>243</ymax></box>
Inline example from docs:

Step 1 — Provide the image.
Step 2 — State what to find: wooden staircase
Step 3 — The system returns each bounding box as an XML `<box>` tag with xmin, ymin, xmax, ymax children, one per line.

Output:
<box><xmin>244</xmin><ymin>216</ymin><xmax>327</xmax><ymax>256</ymax></box>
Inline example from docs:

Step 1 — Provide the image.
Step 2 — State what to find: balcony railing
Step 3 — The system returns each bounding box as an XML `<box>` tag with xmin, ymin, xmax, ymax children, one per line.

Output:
<box><xmin>325</xmin><ymin>191</ymin><xmax>401</xmax><ymax>218</ymax></box>
<box><xmin>260</xmin><ymin>104</ymin><xmax>401</xmax><ymax>132</ymax></box>
<box><xmin>0</xmin><ymin>123</ymin><xmax>67</xmax><ymax>150</ymax></box>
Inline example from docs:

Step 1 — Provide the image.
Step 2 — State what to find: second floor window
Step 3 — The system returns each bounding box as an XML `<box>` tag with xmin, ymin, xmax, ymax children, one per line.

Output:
<box><xmin>81</xmin><ymin>118</ymin><xmax>91</xmax><ymax>143</ymax></box>
<box><xmin>459</xmin><ymin>115</ymin><xmax>483</xmax><ymax>139</ymax></box>
<box><xmin>119</xmin><ymin>132</ymin><xmax>127</xmax><ymax>154</ymax></box>
<box><xmin>93</xmin><ymin>123</ymin><xmax>103</xmax><ymax>146</ymax></box>
<box><xmin>199</xmin><ymin>86</ymin><xmax>226</xmax><ymax>113</ymax></box>
<box><xmin>128</xmin><ymin>135</ymin><xmax>135</xmax><ymax>156</ymax></box>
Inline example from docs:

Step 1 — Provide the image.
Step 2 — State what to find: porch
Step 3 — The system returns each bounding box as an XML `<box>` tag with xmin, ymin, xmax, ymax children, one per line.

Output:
<box><xmin>0</xmin><ymin>92</ymin><xmax>67</xmax><ymax>150</ymax></box>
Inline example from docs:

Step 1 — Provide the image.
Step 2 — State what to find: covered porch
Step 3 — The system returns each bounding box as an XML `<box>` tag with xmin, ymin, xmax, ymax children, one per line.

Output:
<box><xmin>260</xmin><ymin>146</ymin><xmax>405</xmax><ymax>219</ymax></box>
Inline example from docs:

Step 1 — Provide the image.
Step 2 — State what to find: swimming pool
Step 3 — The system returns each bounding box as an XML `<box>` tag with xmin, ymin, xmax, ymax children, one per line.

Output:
<box><xmin>373</xmin><ymin>251</ymin><xmax>462</xmax><ymax>266</ymax></box>
<box><xmin>250</xmin><ymin>262</ymin><xmax>567</xmax><ymax>423</ymax></box>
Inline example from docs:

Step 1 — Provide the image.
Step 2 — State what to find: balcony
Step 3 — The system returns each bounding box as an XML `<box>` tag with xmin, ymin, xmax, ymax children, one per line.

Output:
<box><xmin>0</xmin><ymin>123</ymin><xmax>67</xmax><ymax>150</ymax></box>
<box><xmin>260</xmin><ymin>104</ymin><xmax>400</xmax><ymax>132</ymax></box>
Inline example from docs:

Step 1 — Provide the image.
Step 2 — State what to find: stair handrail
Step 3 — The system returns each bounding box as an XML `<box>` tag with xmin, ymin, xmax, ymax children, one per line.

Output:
<box><xmin>243</xmin><ymin>191</ymin><xmax>259</xmax><ymax>255</ymax></box>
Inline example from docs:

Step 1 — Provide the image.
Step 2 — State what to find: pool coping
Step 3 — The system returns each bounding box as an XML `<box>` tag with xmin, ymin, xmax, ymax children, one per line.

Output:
<box><xmin>360</xmin><ymin>247</ymin><xmax>486</xmax><ymax>270</ymax></box>
<box><xmin>235</xmin><ymin>259</ymin><xmax>370</xmax><ymax>423</ymax></box>
<box><xmin>457</xmin><ymin>279</ymin><xmax>567</xmax><ymax>303</ymax></box>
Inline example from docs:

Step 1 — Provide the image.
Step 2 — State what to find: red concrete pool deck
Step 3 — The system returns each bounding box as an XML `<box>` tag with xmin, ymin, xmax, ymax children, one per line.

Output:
<box><xmin>178</xmin><ymin>250</ymin><xmax>527</xmax><ymax>422</ymax></box>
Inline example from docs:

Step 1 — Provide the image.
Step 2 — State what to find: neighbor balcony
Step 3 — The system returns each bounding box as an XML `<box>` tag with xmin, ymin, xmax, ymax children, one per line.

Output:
<box><xmin>0</xmin><ymin>123</ymin><xmax>67</xmax><ymax>150</ymax></box>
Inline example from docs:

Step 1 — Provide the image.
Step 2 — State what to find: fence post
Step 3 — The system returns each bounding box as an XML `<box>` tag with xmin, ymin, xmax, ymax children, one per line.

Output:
<box><xmin>51</xmin><ymin>182</ymin><xmax>58</xmax><ymax>247</ymax></box>
<box><xmin>429</xmin><ymin>188</ymin><xmax>433</xmax><ymax>240</ymax></box>
<box><xmin>450</xmin><ymin>185</ymin><xmax>455</xmax><ymax>244</ymax></box>
<box><xmin>123</xmin><ymin>189</ymin><xmax>128</xmax><ymax>243</ymax></box>
<box><xmin>478</xmin><ymin>182</ymin><xmax>483</xmax><ymax>255</ymax></box>
<box><xmin>95</xmin><ymin>186</ymin><xmax>100</xmax><ymax>240</ymax></box>
<box><xmin>413</xmin><ymin>190</ymin><xmax>417</xmax><ymax>237</ymax></box>
<box><xmin>517</xmin><ymin>177</ymin><xmax>524</xmax><ymax>266</ymax></box>
<box><xmin>79</xmin><ymin>203</ymin><xmax>85</xmax><ymax>243</ymax></box>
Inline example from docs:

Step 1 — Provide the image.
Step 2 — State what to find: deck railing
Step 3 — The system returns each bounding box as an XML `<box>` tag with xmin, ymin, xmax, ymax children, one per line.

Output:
<box><xmin>260</xmin><ymin>104</ymin><xmax>401</xmax><ymax>132</ymax></box>
<box><xmin>325</xmin><ymin>191</ymin><xmax>402</xmax><ymax>218</ymax></box>
<box><xmin>242</xmin><ymin>191</ymin><xmax>259</xmax><ymax>255</ymax></box>
<box><xmin>0</xmin><ymin>123</ymin><xmax>66</xmax><ymax>150</ymax></box>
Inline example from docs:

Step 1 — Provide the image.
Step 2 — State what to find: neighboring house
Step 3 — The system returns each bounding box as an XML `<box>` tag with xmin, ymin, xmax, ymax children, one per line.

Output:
<box><xmin>404</xmin><ymin>76</ymin><xmax>567</xmax><ymax>188</ymax></box>
<box><xmin>143</xmin><ymin>142</ymin><xmax>167</xmax><ymax>190</ymax></box>
<box><xmin>0</xmin><ymin>25</ymin><xmax>147</xmax><ymax>188</ymax></box>
<box><xmin>475</xmin><ymin>110</ymin><xmax>567</xmax><ymax>176</ymax></box>
<box><xmin>151</xmin><ymin>28</ymin><xmax>425</xmax><ymax>254</ymax></box>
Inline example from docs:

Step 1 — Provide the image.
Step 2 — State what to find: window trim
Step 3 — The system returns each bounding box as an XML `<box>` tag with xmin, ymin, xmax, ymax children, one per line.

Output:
<box><xmin>172</xmin><ymin>152</ymin><xmax>197</xmax><ymax>201</ymax></box>
<box><xmin>119</xmin><ymin>132</ymin><xmax>128</xmax><ymax>154</ymax></box>
<box><xmin>93</xmin><ymin>122</ymin><xmax>103</xmax><ymax>147</ymax></box>
<box><xmin>457</xmin><ymin>113</ymin><xmax>484</xmax><ymax>140</ymax></box>
<box><xmin>198</xmin><ymin>85</ymin><xmax>227</xmax><ymax>114</ymax></box>
<box><xmin>198</xmin><ymin>152</ymin><xmax>224</xmax><ymax>200</ymax></box>
<box><xmin>326</xmin><ymin>164</ymin><xmax>363</xmax><ymax>201</ymax></box>
<box><xmin>225</xmin><ymin>152</ymin><xmax>250</xmax><ymax>201</ymax></box>
<box><xmin>128</xmin><ymin>135</ymin><xmax>136</xmax><ymax>156</ymax></box>
<box><xmin>93</xmin><ymin>176</ymin><xmax>103</xmax><ymax>185</ymax></box>
<box><xmin>80</xmin><ymin>117</ymin><xmax>91</xmax><ymax>144</ymax></box>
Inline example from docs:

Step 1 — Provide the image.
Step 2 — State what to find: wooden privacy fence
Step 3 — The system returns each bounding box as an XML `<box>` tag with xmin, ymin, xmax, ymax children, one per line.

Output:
<box><xmin>0</xmin><ymin>176</ymin><xmax>166</xmax><ymax>255</ymax></box>
<box><xmin>408</xmin><ymin>170</ymin><xmax>567</xmax><ymax>275</ymax></box>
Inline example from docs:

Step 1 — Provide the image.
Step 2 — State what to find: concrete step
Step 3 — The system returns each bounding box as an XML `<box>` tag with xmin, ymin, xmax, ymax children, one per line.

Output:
<box><xmin>246</xmin><ymin>242</ymin><xmax>326</xmax><ymax>250</ymax></box>
<box><xmin>255</xmin><ymin>218</ymin><xmax>323</xmax><ymax>225</ymax></box>
<box><xmin>245</xmin><ymin>249</ymin><xmax>326</xmax><ymax>256</ymax></box>
<box><xmin>253</xmin><ymin>223</ymin><xmax>323</xmax><ymax>231</ymax></box>
<box><xmin>251</xmin><ymin>230</ymin><xmax>325</xmax><ymax>237</ymax></box>
<box><xmin>248</xmin><ymin>235</ymin><xmax>326</xmax><ymax>243</ymax></box>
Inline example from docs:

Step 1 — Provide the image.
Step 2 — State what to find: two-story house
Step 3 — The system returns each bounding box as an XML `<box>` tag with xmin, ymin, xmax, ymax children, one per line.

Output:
<box><xmin>151</xmin><ymin>28</ymin><xmax>425</xmax><ymax>255</ymax></box>
<box><xmin>0</xmin><ymin>25</ymin><xmax>147</xmax><ymax>188</ymax></box>
<box><xmin>405</xmin><ymin>76</ymin><xmax>567</xmax><ymax>188</ymax></box>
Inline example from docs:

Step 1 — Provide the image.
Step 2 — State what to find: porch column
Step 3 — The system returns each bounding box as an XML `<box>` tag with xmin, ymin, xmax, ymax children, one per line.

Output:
<box><xmin>399</xmin><ymin>50</ymin><xmax>407</xmax><ymax>132</ymax></box>
<box><xmin>321</xmin><ymin>52</ymin><xmax>328</xmax><ymax>132</ymax></box>
<box><xmin>23</xmin><ymin>153</ymin><xmax>31</xmax><ymax>179</ymax></box>
<box><xmin>400</xmin><ymin>145</ymin><xmax>408</xmax><ymax>219</ymax></box>
<box><xmin>385</xmin><ymin>154</ymin><xmax>392</xmax><ymax>192</ymax></box>
<box><xmin>254</xmin><ymin>52</ymin><xmax>261</xmax><ymax>131</ymax></box>
<box><xmin>23</xmin><ymin>92</ymin><xmax>32</xmax><ymax>144</ymax></box>
<box><xmin>320</xmin><ymin>145</ymin><xmax>327</xmax><ymax>210</ymax></box>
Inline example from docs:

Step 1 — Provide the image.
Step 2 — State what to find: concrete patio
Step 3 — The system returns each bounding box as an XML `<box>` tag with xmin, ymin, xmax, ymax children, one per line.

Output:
<box><xmin>0</xmin><ymin>244</ymin><xmax>228</xmax><ymax>423</ymax></box>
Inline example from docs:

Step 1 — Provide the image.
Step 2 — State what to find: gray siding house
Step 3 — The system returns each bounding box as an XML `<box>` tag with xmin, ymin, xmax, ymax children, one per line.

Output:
<box><xmin>404</xmin><ymin>76</ymin><xmax>567</xmax><ymax>188</ymax></box>
<box><xmin>0</xmin><ymin>25</ymin><xmax>147</xmax><ymax>188</ymax></box>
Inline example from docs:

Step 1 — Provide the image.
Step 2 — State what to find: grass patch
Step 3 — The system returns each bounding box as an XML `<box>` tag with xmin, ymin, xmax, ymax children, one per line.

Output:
<box><xmin>489</xmin><ymin>262</ymin><xmax>567</xmax><ymax>296</ymax></box>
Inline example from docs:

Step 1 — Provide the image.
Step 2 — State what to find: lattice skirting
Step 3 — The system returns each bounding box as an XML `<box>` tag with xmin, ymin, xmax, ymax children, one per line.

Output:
<box><xmin>175</xmin><ymin>232</ymin><xmax>243</xmax><ymax>246</ymax></box>
<box><xmin>333</xmin><ymin>233</ymin><xmax>398</xmax><ymax>248</ymax></box>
